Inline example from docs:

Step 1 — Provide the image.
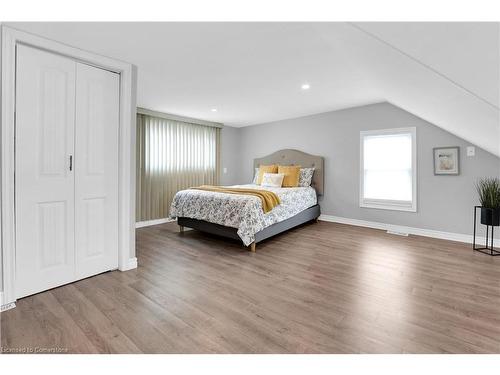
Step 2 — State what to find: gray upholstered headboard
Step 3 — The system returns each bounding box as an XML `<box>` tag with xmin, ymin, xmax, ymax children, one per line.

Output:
<box><xmin>253</xmin><ymin>149</ymin><xmax>324</xmax><ymax>196</ymax></box>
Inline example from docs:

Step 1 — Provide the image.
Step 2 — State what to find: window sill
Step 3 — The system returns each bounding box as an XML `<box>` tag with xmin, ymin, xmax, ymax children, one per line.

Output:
<box><xmin>360</xmin><ymin>200</ymin><xmax>416</xmax><ymax>212</ymax></box>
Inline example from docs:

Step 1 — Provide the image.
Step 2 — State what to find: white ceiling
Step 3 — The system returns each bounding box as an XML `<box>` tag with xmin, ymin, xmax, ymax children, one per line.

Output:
<box><xmin>5</xmin><ymin>22</ymin><xmax>500</xmax><ymax>156</ymax></box>
<box><xmin>356</xmin><ymin>22</ymin><xmax>499</xmax><ymax>107</ymax></box>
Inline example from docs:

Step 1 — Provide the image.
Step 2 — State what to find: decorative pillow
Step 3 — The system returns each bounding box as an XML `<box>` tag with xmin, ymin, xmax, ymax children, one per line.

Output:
<box><xmin>257</xmin><ymin>164</ymin><xmax>278</xmax><ymax>184</ymax></box>
<box><xmin>252</xmin><ymin>168</ymin><xmax>259</xmax><ymax>184</ymax></box>
<box><xmin>261</xmin><ymin>173</ymin><xmax>285</xmax><ymax>188</ymax></box>
<box><xmin>278</xmin><ymin>165</ymin><xmax>301</xmax><ymax>187</ymax></box>
<box><xmin>298</xmin><ymin>167</ymin><xmax>315</xmax><ymax>187</ymax></box>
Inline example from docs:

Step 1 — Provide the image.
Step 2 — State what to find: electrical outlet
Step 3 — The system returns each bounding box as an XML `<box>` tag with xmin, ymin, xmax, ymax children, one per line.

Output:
<box><xmin>467</xmin><ymin>146</ymin><xmax>475</xmax><ymax>157</ymax></box>
<box><xmin>223</xmin><ymin>167</ymin><xmax>228</xmax><ymax>174</ymax></box>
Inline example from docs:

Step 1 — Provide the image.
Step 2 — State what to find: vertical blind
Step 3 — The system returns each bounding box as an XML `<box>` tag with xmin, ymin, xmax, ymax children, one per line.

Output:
<box><xmin>136</xmin><ymin>113</ymin><xmax>221</xmax><ymax>221</ymax></box>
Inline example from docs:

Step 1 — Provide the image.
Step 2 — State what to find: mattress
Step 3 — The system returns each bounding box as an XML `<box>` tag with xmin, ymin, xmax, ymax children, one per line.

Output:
<box><xmin>170</xmin><ymin>184</ymin><xmax>317</xmax><ymax>245</ymax></box>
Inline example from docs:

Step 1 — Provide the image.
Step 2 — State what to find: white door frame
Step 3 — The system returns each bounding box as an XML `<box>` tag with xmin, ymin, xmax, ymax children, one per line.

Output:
<box><xmin>1</xmin><ymin>26</ymin><xmax>138</xmax><ymax>308</ymax></box>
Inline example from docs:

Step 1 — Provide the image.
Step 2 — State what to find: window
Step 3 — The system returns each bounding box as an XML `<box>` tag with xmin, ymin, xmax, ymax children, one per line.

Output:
<box><xmin>360</xmin><ymin>127</ymin><xmax>416</xmax><ymax>212</ymax></box>
<box><xmin>136</xmin><ymin>112</ymin><xmax>221</xmax><ymax>221</ymax></box>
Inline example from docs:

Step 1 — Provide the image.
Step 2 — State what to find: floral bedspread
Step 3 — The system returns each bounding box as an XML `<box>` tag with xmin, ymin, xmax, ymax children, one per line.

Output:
<box><xmin>170</xmin><ymin>184</ymin><xmax>317</xmax><ymax>246</ymax></box>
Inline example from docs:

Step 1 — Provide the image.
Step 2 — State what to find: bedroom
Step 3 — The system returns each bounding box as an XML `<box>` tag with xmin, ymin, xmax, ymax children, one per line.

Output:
<box><xmin>1</xmin><ymin>1</ymin><xmax>500</xmax><ymax>373</ymax></box>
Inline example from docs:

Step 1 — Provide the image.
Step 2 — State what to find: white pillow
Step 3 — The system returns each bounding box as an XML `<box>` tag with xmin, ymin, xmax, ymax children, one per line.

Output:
<box><xmin>261</xmin><ymin>173</ymin><xmax>284</xmax><ymax>187</ymax></box>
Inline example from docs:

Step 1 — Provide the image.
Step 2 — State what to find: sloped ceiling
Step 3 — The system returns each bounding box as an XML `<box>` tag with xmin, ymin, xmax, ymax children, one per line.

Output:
<box><xmin>5</xmin><ymin>22</ymin><xmax>500</xmax><ymax>156</ymax></box>
<box><xmin>355</xmin><ymin>22</ymin><xmax>499</xmax><ymax>106</ymax></box>
<box><xmin>352</xmin><ymin>22</ymin><xmax>499</xmax><ymax>157</ymax></box>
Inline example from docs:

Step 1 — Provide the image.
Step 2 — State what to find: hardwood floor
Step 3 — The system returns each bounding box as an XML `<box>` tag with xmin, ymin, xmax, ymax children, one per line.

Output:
<box><xmin>2</xmin><ymin>220</ymin><xmax>500</xmax><ymax>353</ymax></box>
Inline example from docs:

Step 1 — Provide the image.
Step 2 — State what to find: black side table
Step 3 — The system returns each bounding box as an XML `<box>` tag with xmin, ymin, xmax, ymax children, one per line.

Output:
<box><xmin>473</xmin><ymin>206</ymin><xmax>500</xmax><ymax>256</ymax></box>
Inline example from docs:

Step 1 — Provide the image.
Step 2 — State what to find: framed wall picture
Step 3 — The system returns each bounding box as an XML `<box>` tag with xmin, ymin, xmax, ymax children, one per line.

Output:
<box><xmin>433</xmin><ymin>146</ymin><xmax>460</xmax><ymax>175</ymax></box>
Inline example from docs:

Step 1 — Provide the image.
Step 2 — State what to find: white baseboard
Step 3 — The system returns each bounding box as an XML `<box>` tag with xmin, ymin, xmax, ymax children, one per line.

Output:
<box><xmin>319</xmin><ymin>214</ymin><xmax>500</xmax><ymax>248</ymax></box>
<box><xmin>136</xmin><ymin>217</ymin><xmax>175</xmax><ymax>228</ymax></box>
<box><xmin>0</xmin><ymin>292</ymin><xmax>16</xmax><ymax>312</ymax></box>
<box><xmin>120</xmin><ymin>257</ymin><xmax>138</xmax><ymax>271</ymax></box>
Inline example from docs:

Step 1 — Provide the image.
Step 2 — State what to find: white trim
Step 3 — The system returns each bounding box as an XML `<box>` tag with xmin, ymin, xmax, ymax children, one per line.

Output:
<box><xmin>360</xmin><ymin>198</ymin><xmax>415</xmax><ymax>212</ymax></box>
<box><xmin>1</xmin><ymin>292</ymin><xmax>16</xmax><ymax>312</ymax></box>
<box><xmin>136</xmin><ymin>217</ymin><xmax>175</xmax><ymax>228</ymax></box>
<box><xmin>1</xmin><ymin>25</ymin><xmax>137</xmax><ymax>307</ymax></box>
<box><xmin>386</xmin><ymin>230</ymin><xmax>409</xmax><ymax>237</ymax></box>
<box><xmin>121</xmin><ymin>257</ymin><xmax>138</xmax><ymax>271</ymax></box>
<box><xmin>137</xmin><ymin>107</ymin><xmax>223</xmax><ymax>128</ymax></box>
<box><xmin>1</xmin><ymin>302</ymin><xmax>16</xmax><ymax>312</ymax></box>
<box><xmin>359</xmin><ymin>127</ymin><xmax>417</xmax><ymax>212</ymax></box>
<box><xmin>319</xmin><ymin>214</ymin><xmax>500</xmax><ymax>248</ymax></box>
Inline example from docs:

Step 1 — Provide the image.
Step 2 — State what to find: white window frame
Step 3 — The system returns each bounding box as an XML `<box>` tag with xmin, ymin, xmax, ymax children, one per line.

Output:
<box><xmin>359</xmin><ymin>127</ymin><xmax>417</xmax><ymax>212</ymax></box>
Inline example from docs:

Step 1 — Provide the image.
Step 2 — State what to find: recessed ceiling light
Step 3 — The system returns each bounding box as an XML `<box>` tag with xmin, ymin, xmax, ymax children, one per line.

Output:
<box><xmin>211</xmin><ymin>108</ymin><xmax>218</xmax><ymax>112</ymax></box>
<box><xmin>301</xmin><ymin>83</ymin><xmax>310</xmax><ymax>90</ymax></box>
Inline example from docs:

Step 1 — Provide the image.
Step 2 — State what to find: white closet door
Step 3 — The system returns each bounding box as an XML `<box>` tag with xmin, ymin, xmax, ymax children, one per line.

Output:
<box><xmin>75</xmin><ymin>63</ymin><xmax>119</xmax><ymax>278</ymax></box>
<box><xmin>15</xmin><ymin>45</ymin><xmax>77</xmax><ymax>298</ymax></box>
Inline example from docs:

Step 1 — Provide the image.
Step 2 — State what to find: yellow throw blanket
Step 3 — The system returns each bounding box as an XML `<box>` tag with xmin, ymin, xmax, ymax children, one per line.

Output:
<box><xmin>191</xmin><ymin>185</ymin><xmax>281</xmax><ymax>213</ymax></box>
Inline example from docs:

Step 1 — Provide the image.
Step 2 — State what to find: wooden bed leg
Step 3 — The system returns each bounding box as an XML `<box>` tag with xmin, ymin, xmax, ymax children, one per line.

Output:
<box><xmin>179</xmin><ymin>225</ymin><xmax>185</xmax><ymax>233</ymax></box>
<box><xmin>249</xmin><ymin>242</ymin><xmax>256</xmax><ymax>252</ymax></box>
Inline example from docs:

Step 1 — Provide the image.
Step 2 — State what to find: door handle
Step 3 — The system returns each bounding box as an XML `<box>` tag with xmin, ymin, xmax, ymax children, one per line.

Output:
<box><xmin>69</xmin><ymin>155</ymin><xmax>73</xmax><ymax>171</ymax></box>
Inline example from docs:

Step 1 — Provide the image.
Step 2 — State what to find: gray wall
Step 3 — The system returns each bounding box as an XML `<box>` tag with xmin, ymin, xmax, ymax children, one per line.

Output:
<box><xmin>232</xmin><ymin>102</ymin><xmax>500</xmax><ymax>237</ymax></box>
<box><xmin>220</xmin><ymin>125</ymin><xmax>242</xmax><ymax>185</ymax></box>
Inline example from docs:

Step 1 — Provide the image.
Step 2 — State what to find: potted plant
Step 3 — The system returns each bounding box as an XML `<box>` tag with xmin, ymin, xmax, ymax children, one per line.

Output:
<box><xmin>476</xmin><ymin>177</ymin><xmax>500</xmax><ymax>226</ymax></box>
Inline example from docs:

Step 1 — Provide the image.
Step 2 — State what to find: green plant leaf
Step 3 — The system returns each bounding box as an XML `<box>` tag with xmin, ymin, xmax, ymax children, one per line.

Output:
<box><xmin>476</xmin><ymin>177</ymin><xmax>500</xmax><ymax>208</ymax></box>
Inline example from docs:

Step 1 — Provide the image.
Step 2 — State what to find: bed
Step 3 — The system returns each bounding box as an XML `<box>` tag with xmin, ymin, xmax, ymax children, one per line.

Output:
<box><xmin>170</xmin><ymin>149</ymin><xmax>324</xmax><ymax>251</ymax></box>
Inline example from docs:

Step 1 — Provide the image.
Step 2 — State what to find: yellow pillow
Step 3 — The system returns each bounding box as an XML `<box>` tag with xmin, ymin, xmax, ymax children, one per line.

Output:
<box><xmin>278</xmin><ymin>165</ymin><xmax>301</xmax><ymax>187</ymax></box>
<box><xmin>257</xmin><ymin>165</ymin><xmax>278</xmax><ymax>184</ymax></box>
